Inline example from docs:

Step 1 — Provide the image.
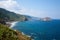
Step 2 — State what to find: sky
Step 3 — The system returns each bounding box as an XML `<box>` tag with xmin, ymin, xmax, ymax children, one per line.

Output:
<box><xmin>0</xmin><ymin>0</ymin><xmax>60</xmax><ymax>19</ymax></box>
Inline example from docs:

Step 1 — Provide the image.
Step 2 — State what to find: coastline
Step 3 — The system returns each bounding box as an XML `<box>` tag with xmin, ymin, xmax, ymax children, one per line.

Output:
<box><xmin>6</xmin><ymin>21</ymin><xmax>33</xmax><ymax>40</ymax></box>
<box><xmin>6</xmin><ymin>21</ymin><xmax>18</xmax><ymax>28</ymax></box>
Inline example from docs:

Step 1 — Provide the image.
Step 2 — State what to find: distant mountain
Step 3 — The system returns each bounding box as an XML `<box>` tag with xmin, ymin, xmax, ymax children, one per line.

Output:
<box><xmin>24</xmin><ymin>15</ymin><xmax>40</xmax><ymax>21</ymax></box>
<box><xmin>0</xmin><ymin>8</ymin><xmax>32</xmax><ymax>40</ymax></box>
<box><xmin>24</xmin><ymin>15</ymin><xmax>52</xmax><ymax>21</ymax></box>
<box><xmin>0</xmin><ymin>8</ymin><xmax>26</xmax><ymax>22</ymax></box>
<box><xmin>0</xmin><ymin>8</ymin><xmax>45</xmax><ymax>22</ymax></box>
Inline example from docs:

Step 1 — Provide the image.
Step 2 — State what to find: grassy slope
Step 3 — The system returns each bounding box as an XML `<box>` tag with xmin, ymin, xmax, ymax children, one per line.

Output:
<box><xmin>0</xmin><ymin>24</ymin><xmax>31</xmax><ymax>40</ymax></box>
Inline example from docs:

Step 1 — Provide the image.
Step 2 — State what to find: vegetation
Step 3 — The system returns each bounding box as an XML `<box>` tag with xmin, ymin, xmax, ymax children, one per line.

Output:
<box><xmin>0</xmin><ymin>24</ymin><xmax>19</xmax><ymax>40</ymax></box>
<box><xmin>0</xmin><ymin>8</ymin><xmax>26</xmax><ymax>22</ymax></box>
<box><xmin>0</xmin><ymin>8</ymin><xmax>31</xmax><ymax>40</ymax></box>
<box><xmin>0</xmin><ymin>24</ymin><xmax>31</xmax><ymax>40</ymax></box>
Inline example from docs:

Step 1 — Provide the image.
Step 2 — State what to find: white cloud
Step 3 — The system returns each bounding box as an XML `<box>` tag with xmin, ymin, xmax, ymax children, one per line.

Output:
<box><xmin>0</xmin><ymin>0</ymin><xmax>48</xmax><ymax>18</ymax></box>
<box><xmin>0</xmin><ymin>0</ymin><xmax>21</xmax><ymax>13</ymax></box>
<box><xmin>19</xmin><ymin>8</ymin><xmax>48</xmax><ymax>17</ymax></box>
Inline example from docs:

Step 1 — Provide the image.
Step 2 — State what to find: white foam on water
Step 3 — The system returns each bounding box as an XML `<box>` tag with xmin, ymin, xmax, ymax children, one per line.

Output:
<box><xmin>52</xmin><ymin>39</ymin><xmax>56</xmax><ymax>40</ymax></box>
<box><xmin>22</xmin><ymin>32</ymin><xmax>25</xmax><ymax>35</ymax></box>
<box><xmin>10</xmin><ymin>21</ymin><xmax>18</xmax><ymax>28</ymax></box>
<box><xmin>32</xmin><ymin>39</ymin><xmax>34</xmax><ymax>40</ymax></box>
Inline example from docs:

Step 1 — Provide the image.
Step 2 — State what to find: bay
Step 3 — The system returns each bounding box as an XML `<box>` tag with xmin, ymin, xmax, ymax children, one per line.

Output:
<box><xmin>12</xmin><ymin>20</ymin><xmax>60</xmax><ymax>40</ymax></box>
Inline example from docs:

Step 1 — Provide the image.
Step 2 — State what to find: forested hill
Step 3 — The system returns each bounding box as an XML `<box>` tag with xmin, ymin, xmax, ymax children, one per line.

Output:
<box><xmin>0</xmin><ymin>8</ymin><xmax>26</xmax><ymax>22</ymax></box>
<box><xmin>0</xmin><ymin>8</ymin><xmax>32</xmax><ymax>40</ymax></box>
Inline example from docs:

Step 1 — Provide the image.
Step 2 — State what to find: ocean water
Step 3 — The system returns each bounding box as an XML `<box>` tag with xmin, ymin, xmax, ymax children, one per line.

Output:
<box><xmin>12</xmin><ymin>20</ymin><xmax>60</xmax><ymax>40</ymax></box>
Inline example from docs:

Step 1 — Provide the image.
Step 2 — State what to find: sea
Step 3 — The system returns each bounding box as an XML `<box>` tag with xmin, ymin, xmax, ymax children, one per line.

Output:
<box><xmin>11</xmin><ymin>19</ymin><xmax>60</xmax><ymax>40</ymax></box>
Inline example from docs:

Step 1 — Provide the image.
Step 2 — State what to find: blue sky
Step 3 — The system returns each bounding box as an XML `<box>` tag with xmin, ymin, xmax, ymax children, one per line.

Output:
<box><xmin>17</xmin><ymin>0</ymin><xmax>60</xmax><ymax>19</ymax></box>
<box><xmin>17</xmin><ymin>0</ymin><xmax>59</xmax><ymax>10</ymax></box>
<box><xmin>0</xmin><ymin>0</ymin><xmax>60</xmax><ymax>19</ymax></box>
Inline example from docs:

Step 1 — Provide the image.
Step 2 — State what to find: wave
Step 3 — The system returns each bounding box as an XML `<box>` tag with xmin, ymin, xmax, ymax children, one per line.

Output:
<box><xmin>10</xmin><ymin>21</ymin><xmax>18</xmax><ymax>28</ymax></box>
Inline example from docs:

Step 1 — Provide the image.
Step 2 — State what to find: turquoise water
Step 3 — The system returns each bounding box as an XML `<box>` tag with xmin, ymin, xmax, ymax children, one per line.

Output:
<box><xmin>12</xmin><ymin>20</ymin><xmax>60</xmax><ymax>40</ymax></box>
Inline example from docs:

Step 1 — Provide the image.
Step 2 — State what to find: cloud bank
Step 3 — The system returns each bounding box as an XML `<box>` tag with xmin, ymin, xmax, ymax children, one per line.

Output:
<box><xmin>0</xmin><ymin>0</ymin><xmax>47</xmax><ymax>17</ymax></box>
<box><xmin>0</xmin><ymin>0</ymin><xmax>21</xmax><ymax>13</ymax></box>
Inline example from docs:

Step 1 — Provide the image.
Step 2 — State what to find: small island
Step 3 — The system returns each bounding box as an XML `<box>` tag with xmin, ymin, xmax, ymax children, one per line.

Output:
<box><xmin>40</xmin><ymin>17</ymin><xmax>52</xmax><ymax>21</ymax></box>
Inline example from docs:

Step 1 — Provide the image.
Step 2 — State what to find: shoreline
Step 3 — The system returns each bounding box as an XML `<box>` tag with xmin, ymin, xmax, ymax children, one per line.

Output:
<box><xmin>6</xmin><ymin>21</ymin><xmax>33</xmax><ymax>40</ymax></box>
<box><xmin>6</xmin><ymin>21</ymin><xmax>18</xmax><ymax>28</ymax></box>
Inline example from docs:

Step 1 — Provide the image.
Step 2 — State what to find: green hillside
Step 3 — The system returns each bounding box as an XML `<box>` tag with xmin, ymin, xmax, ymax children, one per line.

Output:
<box><xmin>0</xmin><ymin>8</ymin><xmax>25</xmax><ymax>22</ymax></box>
<box><xmin>0</xmin><ymin>8</ymin><xmax>31</xmax><ymax>40</ymax></box>
<box><xmin>0</xmin><ymin>24</ymin><xmax>31</xmax><ymax>40</ymax></box>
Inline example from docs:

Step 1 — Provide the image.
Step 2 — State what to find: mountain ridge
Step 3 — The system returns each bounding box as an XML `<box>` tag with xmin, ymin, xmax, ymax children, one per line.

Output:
<box><xmin>0</xmin><ymin>8</ymin><xmax>26</xmax><ymax>22</ymax></box>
